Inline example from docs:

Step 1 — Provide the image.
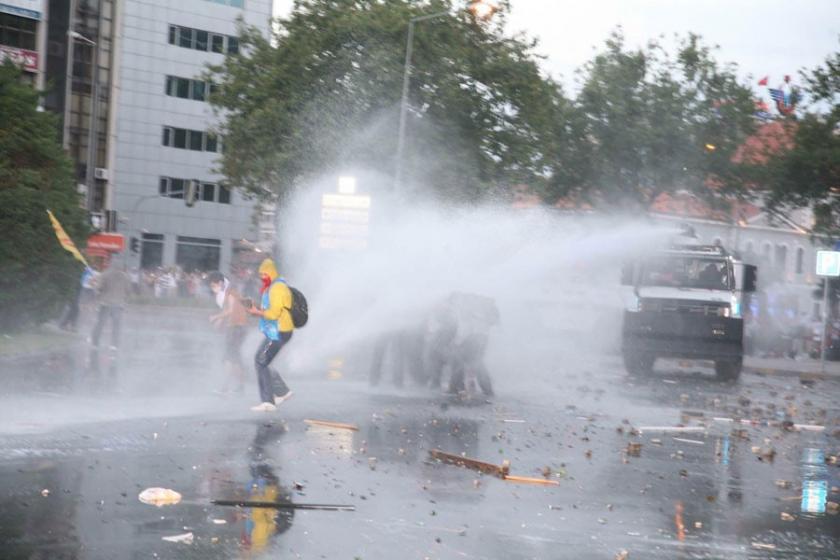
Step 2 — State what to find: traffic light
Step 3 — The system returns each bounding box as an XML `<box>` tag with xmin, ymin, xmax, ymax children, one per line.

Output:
<box><xmin>185</xmin><ymin>180</ymin><xmax>199</xmax><ymax>207</ymax></box>
<box><xmin>130</xmin><ymin>236</ymin><xmax>139</xmax><ymax>254</ymax></box>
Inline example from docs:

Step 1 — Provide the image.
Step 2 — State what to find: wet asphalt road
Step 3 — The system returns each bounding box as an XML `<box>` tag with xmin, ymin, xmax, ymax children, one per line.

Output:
<box><xmin>1</xmin><ymin>355</ymin><xmax>840</xmax><ymax>560</ymax></box>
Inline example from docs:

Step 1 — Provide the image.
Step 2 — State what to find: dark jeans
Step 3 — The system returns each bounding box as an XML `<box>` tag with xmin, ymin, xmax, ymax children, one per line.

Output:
<box><xmin>254</xmin><ymin>333</ymin><xmax>292</xmax><ymax>404</ymax></box>
<box><xmin>91</xmin><ymin>305</ymin><xmax>123</xmax><ymax>348</ymax></box>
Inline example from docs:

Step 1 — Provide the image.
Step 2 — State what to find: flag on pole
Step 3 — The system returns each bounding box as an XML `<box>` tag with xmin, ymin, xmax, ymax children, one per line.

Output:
<box><xmin>46</xmin><ymin>209</ymin><xmax>89</xmax><ymax>267</ymax></box>
<box><xmin>758</xmin><ymin>76</ymin><xmax>769</xmax><ymax>86</ymax></box>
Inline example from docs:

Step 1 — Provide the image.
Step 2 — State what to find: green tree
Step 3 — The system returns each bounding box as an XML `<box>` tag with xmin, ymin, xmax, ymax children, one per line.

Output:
<box><xmin>0</xmin><ymin>62</ymin><xmax>88</xmax><ymax>332</ymax></box>
<box><xmin>207</xmin><ymin>0</ymin><xmax>568</xmax><ymax>202</ymax></box>
<box><xmin>764</xmin><ymin>43</ymin><xmax>840</xmax><ymax>236</ymax></box>
<box><xmin>564</xmin><ymin>31</ymin><xmax>757</xmax><ymax>210</ymax></box>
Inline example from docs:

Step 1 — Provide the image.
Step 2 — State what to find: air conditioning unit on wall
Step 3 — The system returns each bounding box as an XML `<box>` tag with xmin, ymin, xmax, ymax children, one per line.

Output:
<box><xmin>94</xmin><ymin>167</ymin><xmax>109</xmax><ymax>180</ymax></box>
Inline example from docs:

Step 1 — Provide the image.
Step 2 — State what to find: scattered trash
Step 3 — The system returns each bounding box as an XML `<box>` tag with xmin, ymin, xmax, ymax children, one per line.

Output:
<box><xmin>615</xmin><ymin>550</ymin><xmax>629</xmax><ymax>560</ymax></box>
<box><xmin>501</xmin><ymin>419</ymin><xmax>525</xmax><ymax>424</ymax></box>
<box><xmin>211</xmin><ymin>499</ymin><xmax>355</xmax><ymax>511</ymax></box>
<box><xmin>40</xmin><ymin>489</ymin><xmax>49</xmax><ymax>497</ymax></box>
<box><xmin>503</xmin><ymin>475</ymin><xmax>560</xmax><ymax>486</ymax></box>
<box><xmin>139</xmin><ymin>488</ymin><xmax>182</xmax><ymax>507</ymax></box>
<box><xmin>752</xmin><ymin>543</ymin><xmax>777</xmax><ymax>550</ymax></box>
<box><xmin>775</xmin><ymin>480</ymin><xmax>792</xmax><ymax>489</ymax></box>
<box><xmin>694</xmin><ymin>521</ymin><xmax>702</xmax><ymax>529</ymax></box>
<box><xmin>638</xmin><ymin>426</ymin><xmax>705</xmax><ymax>434</ymax></box>
<box><xmin>827</xmin><ymin>501</ymin><xmax>839</xmax><ymax>514</ymax></box>
<box><xmin>780</xmin><ymin>512</ymin><xmax>795</xmax><ymax>522</ymax></box>
<box><xmin>672</xmin><ymin>437</ymin><xmax>704</xmax><ymax>446</ymax></box>
<box><xmin>626</xmin><ymin>443</ymin><xmax>642</xmax><ymax>457</ymax></box>
<box><xmin>304</xmin><ymin>419</ymin><xmax>359</xmax><ymax>431</ymax></box>
<box><xmin>650</xmin><ymin>438</ymin><xmax>662</xmax><ymax>445</ymax></box>
<box><xmin>162</xmin><ymin>532</ymin><xmax>194</xmax><ymax>544</ymax></box>
<box><xmin>368</xmin><ymin>457</ymin><xmax>378</xmax><ymax>471</ymax></box>
<box><xmin>212</xmin><ymin>519</ymin><xmax>227</xmax><ymax>525</ymax></box>
<box><xmin>429</xmin><ymin>449</ymin><xmax>510</xmax><ymax>478</ymax></box>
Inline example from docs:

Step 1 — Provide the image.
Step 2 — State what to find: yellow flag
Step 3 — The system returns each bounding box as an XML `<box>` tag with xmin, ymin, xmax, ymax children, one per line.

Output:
<box><xmin>46</xmin><ymin>209</ymin><xmax>89</xmax><ymax>267</ymax></box>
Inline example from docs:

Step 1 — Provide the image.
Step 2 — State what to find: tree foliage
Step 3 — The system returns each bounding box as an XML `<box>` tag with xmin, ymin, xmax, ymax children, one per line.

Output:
<box><xmin>560</xmin><ymin>31</ymin><xmax>757</xmax><ymax>210</ymax></box>
<box><xmin>0</xmin><ymin>62</ymin><xmax>88</xmax><ymax>331</ymax></box>
<box><xmin>207</xmin><ymin>0</ymin><xmax>569</xmax><ymax>202</ymax></box>
<box><xmin>764</xmin><ymin>43</ymin><xmax>840</xmax><ymax>236</ymax></box>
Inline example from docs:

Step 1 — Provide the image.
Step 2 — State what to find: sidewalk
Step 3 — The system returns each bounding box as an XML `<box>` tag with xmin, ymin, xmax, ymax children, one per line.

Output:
<box><xmin>744</xmin><ymin>355</ymin><xmax>840</xmax><ymax>380</ymax></box>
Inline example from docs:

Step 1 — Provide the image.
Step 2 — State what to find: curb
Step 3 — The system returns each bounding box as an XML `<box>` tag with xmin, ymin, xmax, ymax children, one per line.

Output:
<box><xmin>744</xmin><ymin>366</ymin><xmax>840</xmax><ymax>381</ymax></box>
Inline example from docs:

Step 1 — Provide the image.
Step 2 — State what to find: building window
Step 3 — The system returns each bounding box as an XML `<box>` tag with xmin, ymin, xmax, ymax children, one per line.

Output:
<box><xmin>176</xmin><ymin>236</ymin><xmax>221</xmax><ymax>272</ymax></box>
<box><xmin>140</xmin><ymin>233</ymin><xmax>164</xmax><ymax>270</ymax></box>
<box><xmin>203</xmin><ymin>0</ymin><xmax>245</xmax><ymax>7</ymax></box>
<box><xmin>165</xmin><ymin>75</ymin><xmax>212</xmax><ymax>102</ymax></box>
<box><xmin>162</xmin><ymin>126</ymin><xmax>220</xmax><ymax>153</ymax></box>
<box><xmin>201</xmin><ymin>182</ymin><xmax>216</xmax><ymax>202</ymax></box>
<box><xmin>775</xmin><ymin>244</ymin><xmax>787</xmax><ymax>272</ymax></box>
<box><xmin>796</xmin><ymin>247</ymin><xmax>805</xmax><ymax>274</ymax></box>
<box><xmin>211</xmin><ymin>34</ymin><xmax>224</xmax><ymax>53</ymax></box>
<box><xmin>0</xmin><ymin>13</ymin><xmax>37</xmax><ymax>50</ymax></box>
<box><xmin>160</xmin><ymin>176</ymin><xmax>228</xmax><ymax>204</ymax></box>
<box><xmin>168</xmin><ymin>24</ymin><xmax>239</xmax><ymax>55</ymax></box>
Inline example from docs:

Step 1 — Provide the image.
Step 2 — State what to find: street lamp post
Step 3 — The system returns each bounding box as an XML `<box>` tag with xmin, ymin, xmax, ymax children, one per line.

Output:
<box><xmin>392</xmin><ymin>1</ymin><xmax>496</xmax><ymax>193</ymax></box>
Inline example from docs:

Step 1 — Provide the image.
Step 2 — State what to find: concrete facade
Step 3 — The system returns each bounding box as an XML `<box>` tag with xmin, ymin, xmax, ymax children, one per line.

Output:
<box><xmin>109</xmin><ymin>0</ymin><xmax>271</xmax><ymax>272</ymax></box>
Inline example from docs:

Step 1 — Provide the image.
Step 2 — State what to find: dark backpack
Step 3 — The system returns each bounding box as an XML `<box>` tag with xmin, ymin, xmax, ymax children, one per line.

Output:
<box><xmin>287</xmin><ymin>286</ymin><xmax>309</xmax><ymax>328</ymax></box>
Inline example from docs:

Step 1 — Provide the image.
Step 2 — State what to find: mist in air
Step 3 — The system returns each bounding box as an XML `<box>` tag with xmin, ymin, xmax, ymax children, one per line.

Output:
<box><xmin>275</xmin><ymin>175</ymin><xmax>675</xmax><ymax>391</ymax></box>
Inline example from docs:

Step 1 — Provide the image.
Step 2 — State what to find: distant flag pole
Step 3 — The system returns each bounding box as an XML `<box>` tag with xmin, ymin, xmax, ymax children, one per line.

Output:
<box><xmin>758</xmin><ymin>76</ymin><xmax>769</xmax><ymax>86</ymax></box>
<box><xmin>46</xmin><ymin>209</ymin><xmax>89</xmax><ymax>267</ymax></box>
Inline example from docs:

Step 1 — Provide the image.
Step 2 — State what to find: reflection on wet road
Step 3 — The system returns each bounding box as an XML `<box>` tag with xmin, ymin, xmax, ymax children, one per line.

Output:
<box><xmin>1</xmin><ymin>361</ymin><xmax>839</xmax><ymax>559</ymax></box>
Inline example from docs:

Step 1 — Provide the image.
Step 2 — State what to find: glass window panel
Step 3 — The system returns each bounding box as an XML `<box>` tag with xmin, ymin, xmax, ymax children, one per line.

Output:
<box><xmin>176</xmin><ymin>77</ymin><xmax>190</xmax><ymax>98</ymax></box>
<box><xmin>211</xmin><ymin>34</ymin><xmax>224</xmax><ymax>53</ymax></box>
<box><xmin>201</xmin><ymin>183</ymin><xmax>215</xmax><ymax>202</ymax></box>
<box><xmin>195</xmin><ymin>30</ymin><xmax>208</xmax><ymax>51</ymax></box>
<box><xmin>229</xmin><ymin>0</ymin><xmax>244</xmax><ymax>7</ymax></box>
<box><xmin>159</xmin><ymin>177</ymin><xmax>168</xmax><ymax>195</ymax></box>
<box><xmin>204</xmin><ymin>133</ymin><xmax>217</xmax><ymax>153</ymax></box>
<box><xmin>170</xmin><ymin>178</ymin><xmax>184</xmax><ymax>198</ymax></box>
<box><xmin>165</xmin><ymin>75</ymin><xmax>174</xmax><ymax>96</ymax></box>
<box><xmin>179</xmin><ymin>27</ymin><xmax>193</xmax><ymax>48</ymax></box>
<box><xmin>218</xmin><ymin>186</ymin><xmax>231</xmax><ymax>204</ymax></box>
<box><xmin>189</xmin><ymin>130</ymin><xmax>203</xmax><ymax>151</ymax></box>
<box><xmin>227</xmin><ymin>36</ymin><xmax>239</xmax><ymax>55</ymax></box>
<box><xmin>168</xmin><ymin>25</ymin><xmax>177</xmax><ymax>45</ymax></box>
<box><xmin>191</xmin><ymin>80</ymin><xmax>206</xmax><ymax>101</ymax></box>
<box><xmin>162</xmin><ymin>127</ymin><xmax>171</xmax><ymax>146</ymax></box>
<box><xmin>173</xmin><ymin>128</ymin><xmax>186</xmax><ymax>149</ymax></box>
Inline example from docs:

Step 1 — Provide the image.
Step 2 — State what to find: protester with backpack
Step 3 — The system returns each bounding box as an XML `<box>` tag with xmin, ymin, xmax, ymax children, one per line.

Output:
<box><xmin>246</xmin><ymin>258</ymin><xmax>307</xmax><ymax>412</ymax></box>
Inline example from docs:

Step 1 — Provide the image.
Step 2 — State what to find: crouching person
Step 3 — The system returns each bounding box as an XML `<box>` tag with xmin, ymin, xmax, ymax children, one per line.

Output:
<box><xmin>448</xmin><ymin>293</ymin><xmax>499</xmax><ymax>398</ymax></box>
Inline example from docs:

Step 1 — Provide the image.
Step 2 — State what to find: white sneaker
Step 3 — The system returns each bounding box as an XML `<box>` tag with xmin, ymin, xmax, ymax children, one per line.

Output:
<box><xmin>274</xmin><ymin>391</ymin><xmax>293</xmax><ymax>406</ymax></box>
<box><xmin>250</xmin><ymin>402</ymin><xmax>277</xmax><ymax>412</ymax></box>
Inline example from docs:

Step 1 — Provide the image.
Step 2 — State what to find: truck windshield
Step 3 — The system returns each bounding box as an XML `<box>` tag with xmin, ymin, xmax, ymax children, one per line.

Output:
<box><xmin>640</xmin><ymin>256</ymin><xmax>732</xmax><ymax>290</ymax></box>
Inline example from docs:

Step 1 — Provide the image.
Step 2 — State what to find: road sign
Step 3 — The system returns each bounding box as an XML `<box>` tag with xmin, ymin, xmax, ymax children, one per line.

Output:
<box><xmin>816</xmin><ymin>251</ymin><xmax>840</xmax><ymax>277</ymax></box>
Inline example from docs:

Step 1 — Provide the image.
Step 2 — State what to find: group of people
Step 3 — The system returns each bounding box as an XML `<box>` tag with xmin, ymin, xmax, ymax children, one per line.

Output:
<box><xmin>208</xmin><ymin>258</ymin><xmax>297</xmax><ymax>412</ymax></box>
<box><xmin>369</xmin><ymin>292</ymin><xmax>500</xmax><ymax>398</ymax></box>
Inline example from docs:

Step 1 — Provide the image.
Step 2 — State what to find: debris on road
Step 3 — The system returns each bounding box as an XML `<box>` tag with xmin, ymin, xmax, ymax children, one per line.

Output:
<box><xmin>138</xmin><ymin>487</ymin><xmax>182</xmax><ymax>507</ymax></box>
<box><xmin>781</xmin><ymin>512</ymin><xmax>796</xmax><ymax>521</ymax></box>
<box><xmin>638</xmin><ymin>426</ymin><xmax>705</xmax><ymax>434</ymax></box>
<box><xmin>626</xmin><ymin>442</ymin><xmax>642</xmax><ymax>457</ymax></box>
<box><xmin>429</xmin><ymin>449</ymin><xmax>511</xmax><ymax>478</ymax></box>
<box><xmin>503</xmin><ymin>475</ymin><xmax>560</xmax><ymax>486</ymax></box>
<box><xmin>211</xmin><ymin>519</ymin><xmax>227</xmax><ymax>524</ymax></box>
<box><xmin>672</xmin><ymin>437</ymin><xmax>704</xmax><ymax>446</ymax></box>
<box><xmin>827</xmin><ymin>501</ymin><xmax>839</xmax><ymax>514</ymax></box>
<box><xmin>752</xmin><ymin>542</ymin><xmax>777</xmax><ymax>550</ymax></box>
<box><xmin>775</xmin><ymin>480</ymin><xmax>792</xmax><ymax>489</ymax></box>
<box><xmin>615</xmin><ymin>549</ymin><xmax>629</xmax><ymax>560</ymax></box>
<box><xmin>162</xmin><ymin>532</ymin><xmax>194</xmax><ymax>544</ymax></box>
<box><xmin>304</xmin><ymin>419</ymin><xmax>359</xmax><ymax>431</ymax></box>
<box><xmin>40</xmin><ymin>489</ymin><xmax>49</xmax><ymax>497</ymax></box>
<box><xmin>211</xmin><ymin>499</ymin><xmax>355</xmax><ymax>511</ymax></box>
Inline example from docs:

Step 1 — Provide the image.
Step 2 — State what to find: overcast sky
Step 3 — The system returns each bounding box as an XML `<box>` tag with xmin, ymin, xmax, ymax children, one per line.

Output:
<box><xmin>273</xmin><ymin>0</ymin><xmax>839</xmax><ymax>95</ymax></box>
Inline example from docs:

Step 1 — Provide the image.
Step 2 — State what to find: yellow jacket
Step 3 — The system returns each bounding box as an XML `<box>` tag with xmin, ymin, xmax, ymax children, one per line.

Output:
<box><xmin>258</xmin><ymin>259</ymin><xmax>294</xmax><ymax>334</ymax></box>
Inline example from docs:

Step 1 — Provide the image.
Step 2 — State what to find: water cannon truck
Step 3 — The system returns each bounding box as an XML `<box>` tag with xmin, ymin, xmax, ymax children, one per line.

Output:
<box><xmin>621</xmin><ymin>243</ymin><xmax>757</xmax><ymax>381</ymax></box>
